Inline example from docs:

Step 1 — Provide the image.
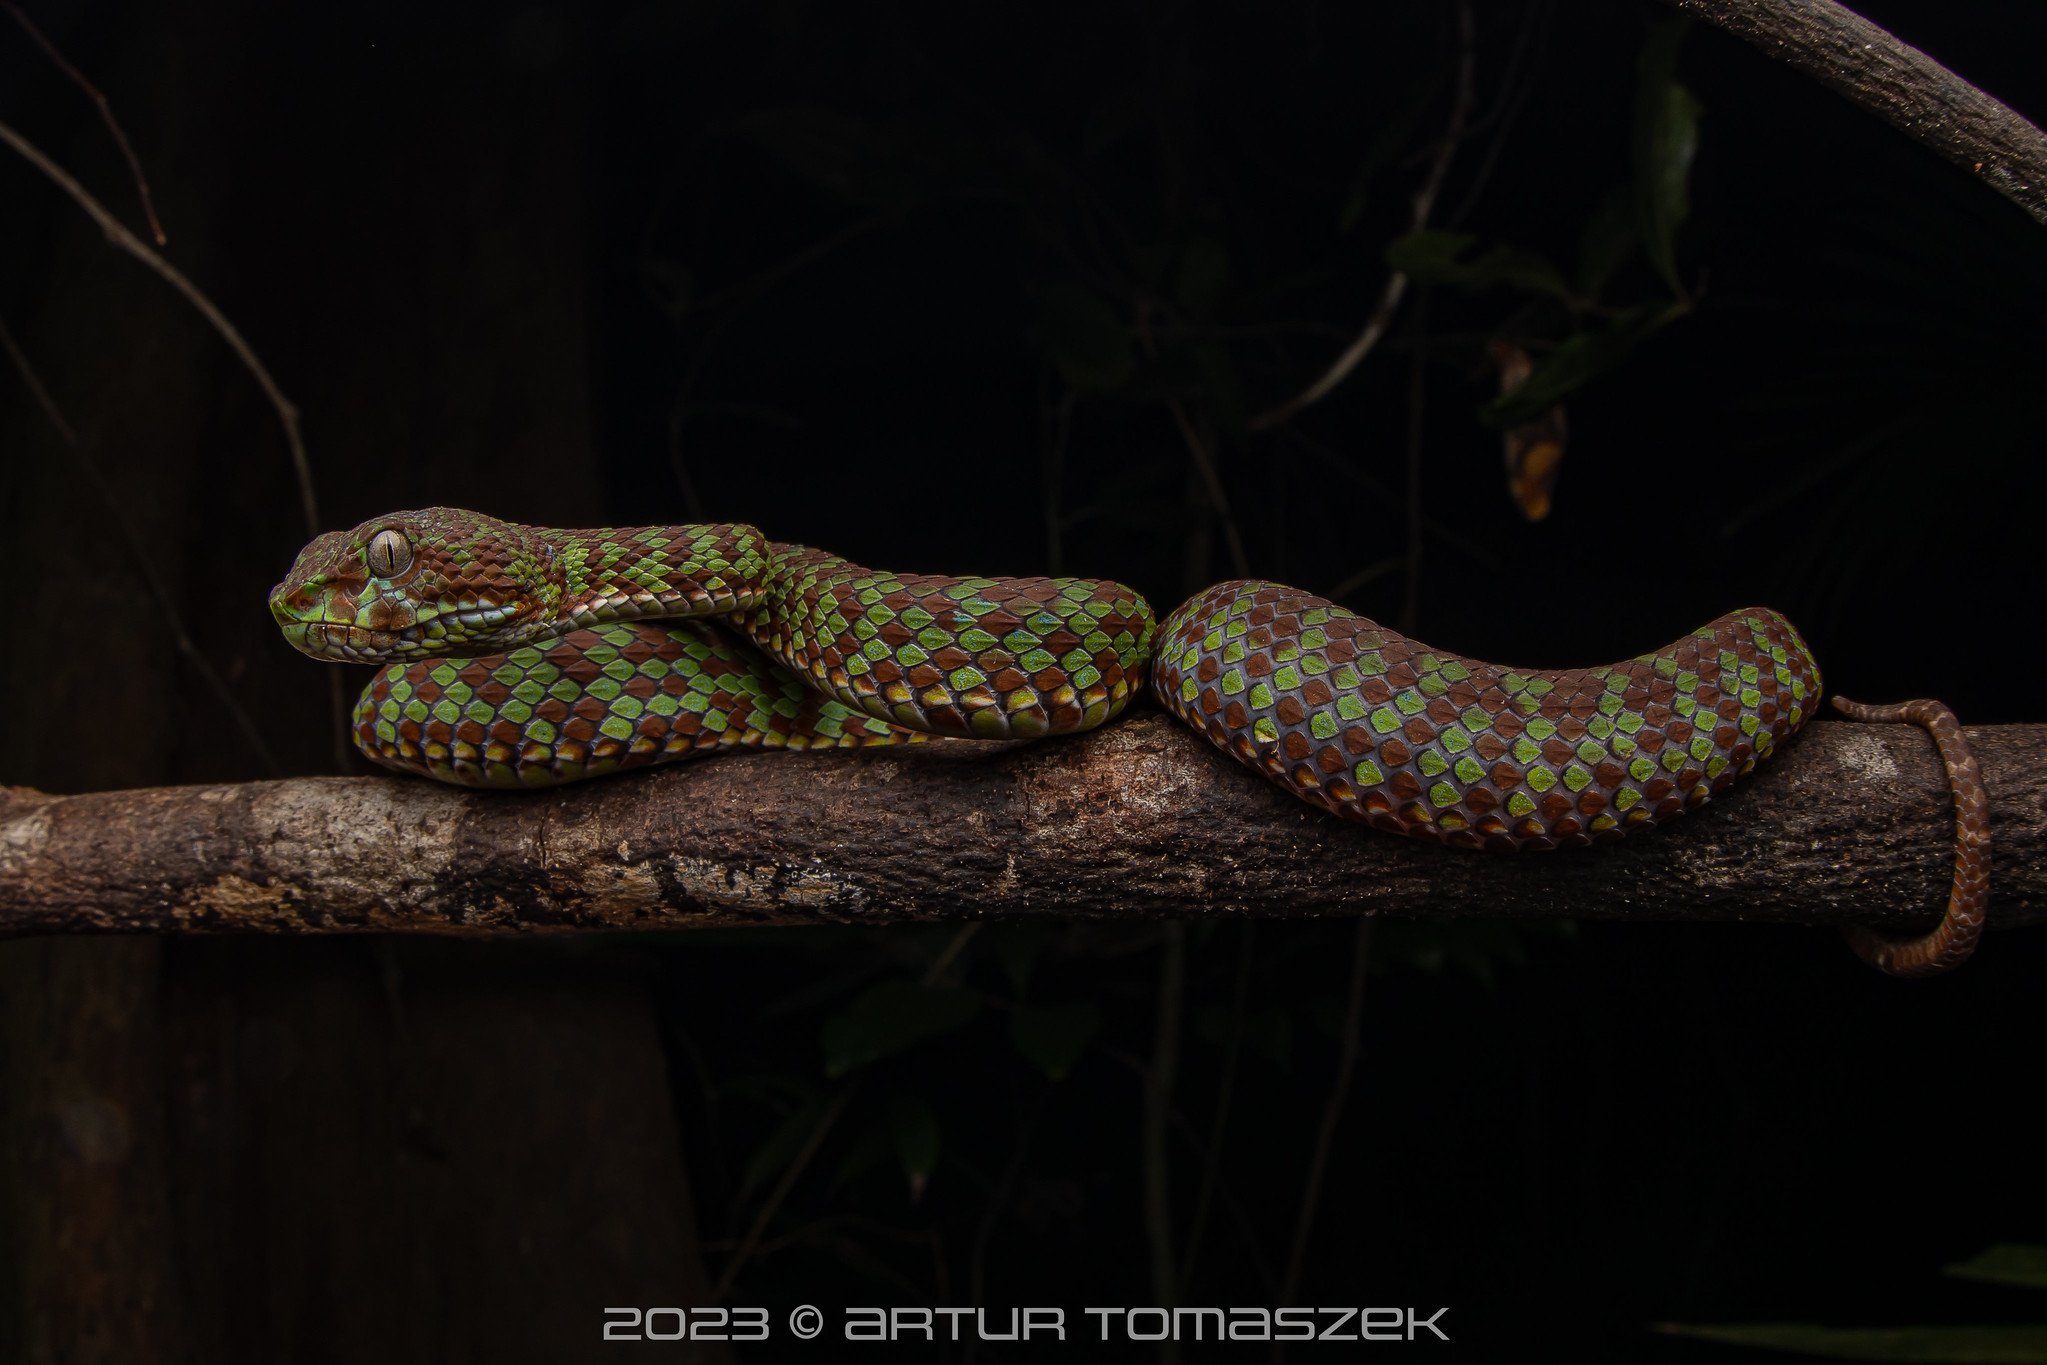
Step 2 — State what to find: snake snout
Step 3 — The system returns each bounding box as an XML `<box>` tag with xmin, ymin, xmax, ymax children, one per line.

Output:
<box><xmin>269</xmin><ymin>577</ymin><xmax>404</xmax><ymax>661</ymax></box>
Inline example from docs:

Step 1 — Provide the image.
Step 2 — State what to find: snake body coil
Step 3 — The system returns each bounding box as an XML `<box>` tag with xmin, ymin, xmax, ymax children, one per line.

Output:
<box><xmin>1151</xmin><ymin>581</ymin><xmax>1817</xmax><ymax>851</ymax></box>
<box><xmin>272</xmin><ymin>508</ymin><xmax>1986</xmax><ymax>975</ymax></box>
<box><xmin>271</xmin><ymin>508</ymin><xmax>1153</xmax><ymax>786</ymax></box>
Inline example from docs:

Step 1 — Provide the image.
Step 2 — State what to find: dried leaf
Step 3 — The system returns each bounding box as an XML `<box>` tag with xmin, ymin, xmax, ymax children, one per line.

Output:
<box><xmin>1488</xmin><ymin>340</ymin><xmax>1569</xmax><ymax>522</ymax></box>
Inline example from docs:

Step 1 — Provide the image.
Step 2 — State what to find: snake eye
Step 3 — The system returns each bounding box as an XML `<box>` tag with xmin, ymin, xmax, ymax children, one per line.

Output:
<box><xmin>366</xmin><ymin>528</ymin><xmax>413</xmax><ymax>578</ymax></box>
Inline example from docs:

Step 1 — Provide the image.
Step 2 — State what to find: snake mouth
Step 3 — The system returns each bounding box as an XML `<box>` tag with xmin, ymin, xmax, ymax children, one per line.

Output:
<box><xmin>281</xmin><ymin>620</ymin><xmax>404</xmax><ymax>662</ymax></box>
<box><xmin>278</xmin><ymin>603</ymin><xmax>534</xmax><ymax>662</ymax></box>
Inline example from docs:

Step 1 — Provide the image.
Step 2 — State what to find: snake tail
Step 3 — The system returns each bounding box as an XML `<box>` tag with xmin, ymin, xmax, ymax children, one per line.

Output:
<box><xmin>1828</xmin><ymin>696</ymin><xmax>1989</xmax><ymax>977</ymax></box>
<box><xmin>1152</xmin><ymin>581</ymin><xmax>1820</xmax><ymax>850</ymax></box>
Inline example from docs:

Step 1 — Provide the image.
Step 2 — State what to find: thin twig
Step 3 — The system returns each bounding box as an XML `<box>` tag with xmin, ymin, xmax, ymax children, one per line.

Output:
<box><xmin>1249</xmin><ymin>0</ymin><xmax>1477</xmax><ymax>430</ymax></box>
<box><xmin>1135</xmin><ymin>304</ymin><xmax>1252</xmax><ymax>582</ymax></box>
<box><xmin>0</xmin><ymin>114</ymin><xmax>346</xmax><ymax>770</ymax></box>
<box><xmin>711</xmin><ymin>924</ymin><xmax>981</xmax><ymax>1301</ymax></box>
<box><xmin>963</xmin><ymin>1083</ymin><xmax>1053</xmax><ymax>1365</ymax></box>
<box><xmin>1164</xmin><ymin>397</ymin><xmax>1250</xmax><ymax>579</ymax></box>
<box><xmin>1039</xmin><ymin>380</ymin><xmax>1075</xmax><ymax>575</ymax></box>
<box><xmin>1399</xmin><ymin>292</ymin><xmax>1431</xmax><ymax>636</ymax></box>
<box><xmin>1446</xmin><ymin>0</ymin><xmax>1553</xmax><ymax>230</ymax></box>
<box><xmin>1142</xmin><ymin>921</ymin><xmax>1187</xmax><ymax>1349</ymax></box>
<box><xmin>0</xmin><ymin>308</ymin><xmax>77</xmax><ymax>444</ymax></box>
<box><xmin>668</xmin><ymin>210</ymin><xmax>896</xmax><ymax>514</ymax></box>
<box><xmin>1322</xmin><ymin>556</ymin><xmax>1405</xmax><ymax>607</ymax></box>
<box><xmin>2</xmin><ymin>0</ymin><xmax>167</xmax><ymax>244</ymax></box>
<box><xmin>0</xmin><ymin>117</ymin><xmax>317</xmax><ymax>534</ymax></box>
<box><xmin>0</xmin><ymin>312</ymin><xmax>282</xmax><ymax>777</ymax></box>
<box><xmin>1112</xmin><ymin>1045</ymin><xmax>1282</xmax><ymax>1303</ymax></box>
<box><xmin>711</xmin><ymin>1083</ymin><xmax>858</xmax><ymax>1303</ymax></box>
<box><xmin>1279</xmin><ymin>918</ymin><xmax>1376</xmax><ymax>1312</ymax></box>
<box><xmin>1178</xmin><ymin>920</ymin><xmax>1255</xmax><ymax>1290</ymax></box>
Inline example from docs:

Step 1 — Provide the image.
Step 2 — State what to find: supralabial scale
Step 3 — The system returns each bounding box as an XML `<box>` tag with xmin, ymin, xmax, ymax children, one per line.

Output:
<box><xmin>272</xmin><ymin>507</ymin><xmax>1988</xmax><ymax>978</ymax></box>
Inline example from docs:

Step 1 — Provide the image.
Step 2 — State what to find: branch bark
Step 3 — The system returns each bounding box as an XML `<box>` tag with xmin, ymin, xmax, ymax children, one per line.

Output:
<box><xmin>1664</xmin><ymin>0</ymin><xmax>2047</xmax><ymax>227</ymax></box>
<box><xmin>3</xmin><ymin>716</ymin><xmax>2042</xmax><ymax>936</ymax></box>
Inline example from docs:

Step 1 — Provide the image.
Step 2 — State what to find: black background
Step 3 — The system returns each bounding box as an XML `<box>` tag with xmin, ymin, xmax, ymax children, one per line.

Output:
<box><xmin>2</xmin><ymin>1</ymin><xmax>2043</xmax><ymax>1360</ymax></box>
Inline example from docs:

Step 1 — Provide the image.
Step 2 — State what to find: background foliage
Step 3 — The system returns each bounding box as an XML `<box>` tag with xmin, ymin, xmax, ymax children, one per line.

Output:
<box><xmin>3</xmin><ymin>1</ymin><xmax>2045</xmax><ymax>1359</ymax></box>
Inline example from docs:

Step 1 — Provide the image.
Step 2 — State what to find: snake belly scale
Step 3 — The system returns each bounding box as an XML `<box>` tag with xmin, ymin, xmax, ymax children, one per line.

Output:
<box><xmin>272</xmin><ymin>508</ymin><xmax>1988</xmax><ymax>975</ymax></box>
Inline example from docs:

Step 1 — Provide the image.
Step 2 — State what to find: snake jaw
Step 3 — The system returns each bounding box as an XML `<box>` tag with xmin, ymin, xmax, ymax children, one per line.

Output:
<box><xmin>278</xmin><ymin>619</ymin><xmax>402</xmax><ymax>662</ymax></box>
<box><xmin>272</xmin><ymin>593</ymin><xmax>538</xmax><ymax>663</ymax></box>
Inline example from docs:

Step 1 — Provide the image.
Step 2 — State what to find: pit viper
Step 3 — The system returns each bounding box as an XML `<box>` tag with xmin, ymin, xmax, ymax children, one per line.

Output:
<box><xmin>271</xmin><ymin>508</ymin><xmax>1988</xmax><ymax>977</ymax></box>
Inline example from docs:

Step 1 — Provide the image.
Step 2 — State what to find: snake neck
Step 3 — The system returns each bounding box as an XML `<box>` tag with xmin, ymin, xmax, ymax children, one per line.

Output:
<box><xmin>542</xmin><ymin>523</ymin><xmax>775</xmax><ymax>633</ymax></box>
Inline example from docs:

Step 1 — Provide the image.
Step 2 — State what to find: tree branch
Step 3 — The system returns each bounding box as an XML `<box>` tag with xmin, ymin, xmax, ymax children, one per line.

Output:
<box><xmin>1663</xmin><ymin>0</ymin><xmax>2047</xmax><ymax>228</ymax></box>
<box><xmin>2</xmin><ymin>716</ymin><xmax>2042</xmax><ymax>936</ymax></box>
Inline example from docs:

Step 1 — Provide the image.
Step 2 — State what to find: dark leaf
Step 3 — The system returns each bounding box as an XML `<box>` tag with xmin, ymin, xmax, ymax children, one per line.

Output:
<box><xmin>1173</xmin><ymin>236</ymin><xmax>1231</xmax><ymax>320</ymax></box>
<box><xmin>828</xmin><ymin>1121</ymin><xmax>890</xmax><ymax>1198</ymax></box>
<box><xmin>1575</xmin><ymin>187</ymin><xmax>1638</xmax><ymax>302</ymax></box>
<box><xmin>735</xmin><ymin>106</ymin><xmax>927</xmax><ymax>212</ymax></box>
<box><xmin>820</xmin><ymin>981</ymin><xmax>982</xmax><ymax>1079</ymax></box>
<box><xmin>738</xmin><ymin>1090</ymin><xmax>829</xmax><ymax>1204</ymax></box>
<box><xmin>1946</xmin><ymin>1245</ymin><xmax>2047</xmax><ymax>1290</ymax></box>
<box><xmin>1481</xmin><ymin>302</ymin><xmax>1686</xmax><ymax>429</ymax></box>
<box><xmin>1008</xmin><ymin>1002</ymin><xmax>1100</xmax><ymax>1081</ymax></box>
<box><xmin>1339</xmin><ymin>66</ymin><xmax>1444</xmax><ymax>232</ymax></box>
<box><xmin>639</xmin><ymin>258</ymin><xmax>696</xmax><ymax>324</ymax></box>
<box><xmin>1384</xmin><ymin>228</ymin><xmax>1479</xmax><ymax>280</ymax></box>
<box><xmin>1633</xmin><ymin>18</ymin><xmax>1702</xmax><ymax>298</ymax></box>
<box><xmin>1385</xmin><ymin>230</ymin><xmax>1572</xmax><ymax>302</ymax></box>
<box><xmin>1027</xmin><ymin>280</ymin><xmax>1135</xmax><ymax>393</ymax></box>
<box><xmin>992</xmin><ymin>924</ymin><xmax>1048</xmax><ymax>999</ymax></box>
<box><xmin>1653</xmin><ymin>1321</ymin><xmax>2047</xmax><ymax>1362</ymax></box>
<box><xmin>889</xmin><ymin>1095</ymin><xmax>941</xmax><ymax>1201</ymax></box>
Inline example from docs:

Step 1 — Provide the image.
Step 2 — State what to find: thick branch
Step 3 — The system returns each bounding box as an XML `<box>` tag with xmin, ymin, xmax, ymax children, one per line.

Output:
<box><xmin>1</xmin><ymin>716</ymin><xmax>2042</xmax><ymax>936</ymax></box>
<box><xmin>1665</xmin><ymin>0</ymin><xmax>2047</xmax><ymax>227</ymax></box>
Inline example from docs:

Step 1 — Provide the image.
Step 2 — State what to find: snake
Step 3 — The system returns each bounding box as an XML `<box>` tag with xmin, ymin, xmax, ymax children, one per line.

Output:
<box><xmin>270</xmin><ymin>508</ymin><xmax>1988</xmax><ymax>977</ymax></box>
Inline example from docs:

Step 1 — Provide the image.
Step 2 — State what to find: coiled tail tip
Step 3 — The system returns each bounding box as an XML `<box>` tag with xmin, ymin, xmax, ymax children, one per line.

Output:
<box><xmin>1829</xmin><ymin>694</ymin><xmax>1990</xmax><ymax>978</ymax></box>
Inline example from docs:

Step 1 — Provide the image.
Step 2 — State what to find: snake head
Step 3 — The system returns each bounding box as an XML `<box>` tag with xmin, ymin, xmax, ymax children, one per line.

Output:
<box><xmin>269</xmin><ymin>507</ymin><xmax>562</xmax><ymax>661</ymax></box>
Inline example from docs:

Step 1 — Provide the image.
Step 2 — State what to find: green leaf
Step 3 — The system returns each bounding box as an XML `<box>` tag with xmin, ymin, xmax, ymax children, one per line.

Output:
<box><xmin>827</xmin><ymin>1121</ymin><xmax>890</xmax><ymax>1198</ymax></box>
<box><xmin>1654</xmin><ymin>1322</ymin><xmax>2047</xmax><ymax>1362</ymax></box>
<box><xmin>1173</xmin><ymin>236</ymin><xmax>1231</xmax><ymax>320</ymax></box>
<box><xmin>1375</xmin><ymin>921</ymin><xmax>1530</xmax><ymax>987</ymax></box>
<box><xmin>1385</xmin><ymin>230</ymin><xmax>1572</xmax><ymax>302</ymax></box>
<box><xmin>1481</xmin><ymin>301</ymin><xmax>1687</xmax><ymax>429</ymax></box>
<box><xmin>820</xmin><ymin>981</ymin><xmax>982</xmax><ymax>1078</ymax></box>
<box><xmin>1385</xmin><ymin>228</ymin><xmax>1479</xmax><ymax>280</ymax></box>
<box><xmin>889</xmin><ymin>1095</ymin><xmax>940</xmax><ymax>1200</ymax></box>
<box><xmin>1338</xmin><ymin>67</ymin><xmax>1444</xmax><ymax>232</ymax></box>
<box><xmin>639</xmin><ymin>258</ymin><xmax>696</xmax><ymax>324</ymax></box>
<box><xmin>735</xmin><ymin>106</ymin><xmax>925</xmax><ymax>212</ymax></box>
<box><xmin>992</xmin><ymin>924</ymin><xmax>1048</xmax><ymax>999</ymax></box>
<box><xmin>1028</xmin><ymin>280</ymin><xmax>1134</xmax><ymax>393</ymax></box>
<box><xmin>1008</xmin><ymin>1002</ymin><xmax>1100</xmax><ymax>1081</ymax></box>
<box><xmin>1633</xmin><ymin>18</ymin><xmax>1702</xmax><ymax>298</ymax></box>
<box><xmin>1574</xmin><ymin>187</ymin><xmax>1638</xmax><ymax>302</ymax></box>
<box><xmin>1947</xmin><ymin>1245</ymin><xmax>2047</xmax><ymax>1290</ymax></box>
<box><xmin>1195</xmin><ymin>1005</ymin><xmax>1293</xmax><ymax>1070</ymax></box>
<box><xmin>738</xmin><ymin>1090</ymin><xmax>828</xmax><ymax>1204</ymax></box>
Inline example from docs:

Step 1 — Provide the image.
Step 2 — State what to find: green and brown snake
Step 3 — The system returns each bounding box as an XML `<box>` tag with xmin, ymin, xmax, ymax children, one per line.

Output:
<box><xmin>271</xmin><ymin>507</ymin><xmax>1988</xmax><ymax>977</ymax></box>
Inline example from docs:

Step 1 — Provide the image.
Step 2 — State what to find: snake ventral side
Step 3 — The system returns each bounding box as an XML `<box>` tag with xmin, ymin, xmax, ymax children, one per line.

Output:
<box><xmin>271</xmin><ymin>507</ymin><xmax>1988</xmax><ymax>978</ymax></box>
